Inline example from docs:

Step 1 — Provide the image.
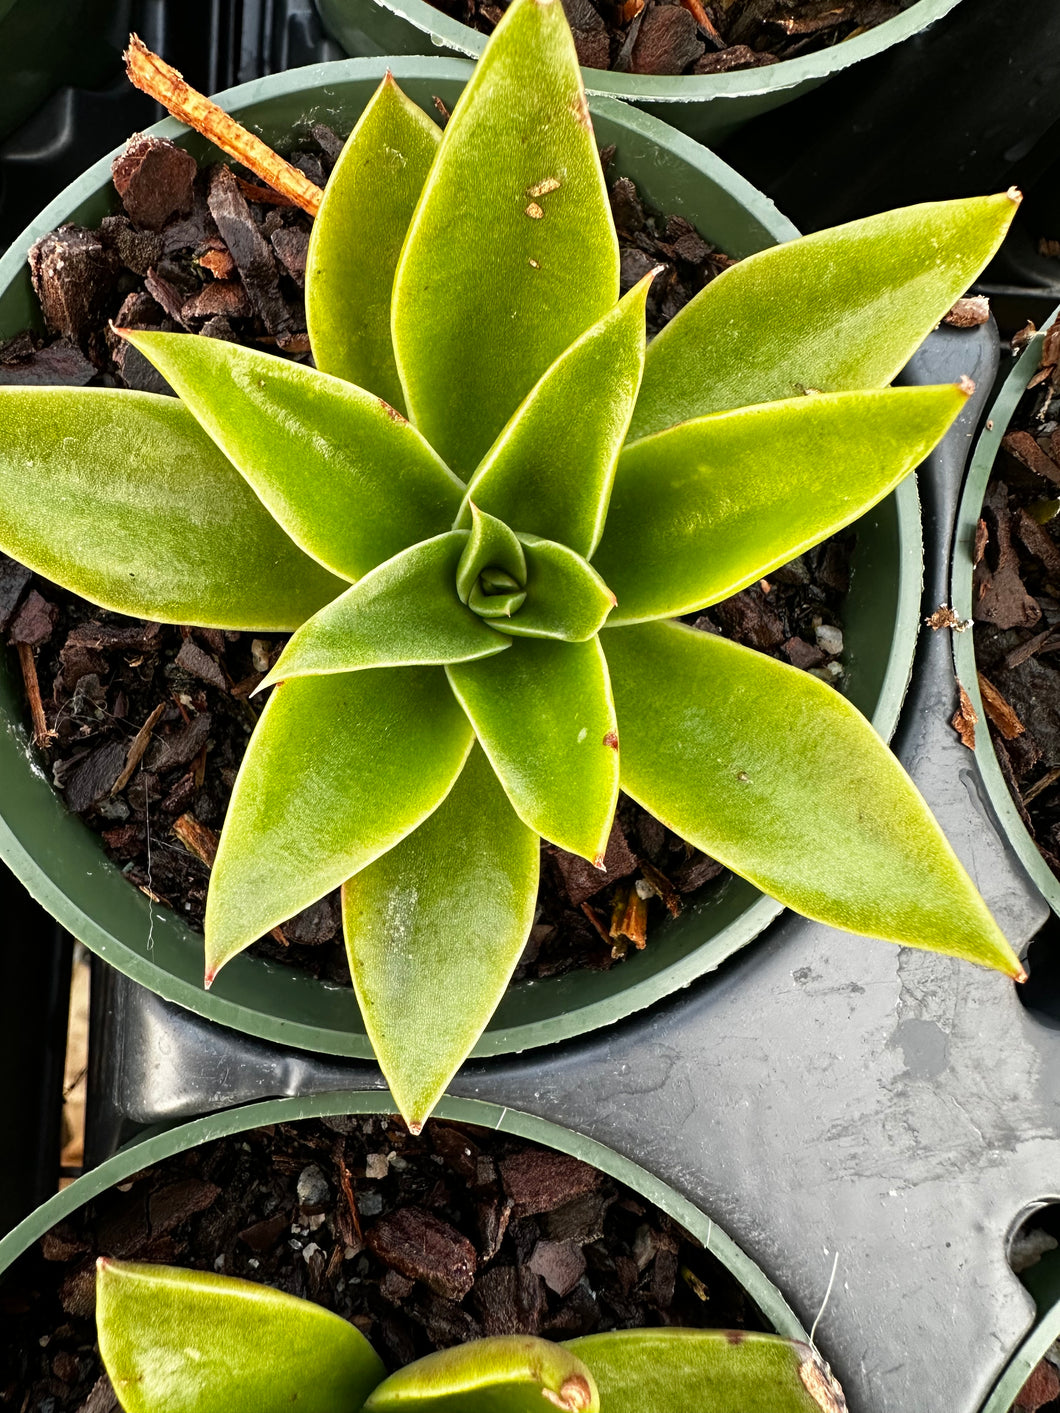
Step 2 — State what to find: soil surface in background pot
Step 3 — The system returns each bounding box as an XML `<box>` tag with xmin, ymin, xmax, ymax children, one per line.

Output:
<box><xmin>0</xmin><ymin>1114</ymin><xmax>769</xmax><ymax>1411</ymax></box>
<box><xmin>429</xmin><ymin>0</ymin><xmax>917</xmax><ymax>77</ymax></box>
<box><xmin>0</xmin><ymin>126</ymin><xmax>853</xmax><ymax>987</ymax></box>
<box><xmin>968</xmin><ymin>319</ymin><xmax>1060</xmax><ymax>883</ymax></box>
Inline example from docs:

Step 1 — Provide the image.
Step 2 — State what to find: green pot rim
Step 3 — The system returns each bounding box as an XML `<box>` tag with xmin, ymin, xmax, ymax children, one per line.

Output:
<box><xmin>951</xmin><ymin>308</ymin><xmax>1060</xmax><ymax>920</ymax></box>
<box><xmin>980</xmin><ymin>1240</ymin><xmax>1060</xmax><ymax>1413</ymax></box>
<box><xmin>329</xmin><ymin>0</ymin><xmax>962</xmax><ymax>103</ymax></box>
<box><xmin>0</xmin><ymin>55</ymin><xmax>922</xmax><ymax>1059</ymax></box>
<box><xmin>0</xmin><ymin>1090</ymin><xmax>807</xmax><ymax>1344</ymax></box>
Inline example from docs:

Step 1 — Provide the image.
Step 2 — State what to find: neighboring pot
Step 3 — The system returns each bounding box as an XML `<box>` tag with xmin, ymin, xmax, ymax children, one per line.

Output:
<box><xmin>0</xmin><ymin>1090</ymin><xmax>809</xmax><ymax>1371</ymax></box>
<box><xmin>951</xmin><ymin>311</ymin><xmax>1060</xmax><ymax>921</ymax></box>
<box><xmin>0</xmin><ymin>56</ymin><xmax>922</xmax><ymax>1060</ymax></box>
<box><xmin>316</xmin><ymin>0</ymin><xmax>963</xmax><ymax>146</ymax></box>
<box><xmin>981</xmin><ymin>1239</ymin><xmax>1060</xmax><ymax>1413</ymax></box>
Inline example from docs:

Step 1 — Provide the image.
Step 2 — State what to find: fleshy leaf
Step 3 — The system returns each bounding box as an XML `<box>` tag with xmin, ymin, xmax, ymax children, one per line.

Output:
<box><xmin>630</xmin><ymin>192</ymin><xmax>1020</xmax><ymax>441</ymax></box>
<box><xmin>604</xmin><ymin>621</ymin><xmax>1023</xmax><ymax>975</ymax></box>
<box><xmin>96</xmin><ymin>1260</ymin><xmax>385</xmax><ymax>1413</ymax></box>
<box><xmin>457</xmin><ymin>505</ymin><xmax>527</xmax><ymax>603</ymax></box>
<box><xmin>595</xmin><ymin>384</ymin><xmax>968</xmax><ymax>625</ymax></box>
<box><xmin>343</xmin><ymin>744</ymin><xmax>538</xmax><ymax>1130</ymax></box>
<box><xmin>306</xmin><ymin>72</ymin><xmax>440</xmax><ymax>410</ymax></box>
<box><xmin>0</xmin><ymin>389</ymin><xmax>342</xmax><ymax>629</ymax></box>
<box><xmin>501</xmin><ymin>535</ymin><xmax>616</xmax><ymax>641</ymax></box>
<box><xmin>392</xmin><ymin>0</ymin><xmax>619</xmax><ymax>476</ymax></box>
<box><xmin>121</xmin><ymin>330</ymin><xmax>463</xmax><ymax>582</ymax></box>
<box><xmin>261</xmin><ymin>533</ymin><xmax>508</xmax><ymax>687</ymax></box>
<box><xmin>567</xmin><ymin>1330</ymin><xmax>846</xmax><ymax>1413</ymax></box>
<box><xmin>204</xmin><ymin>668</ymin><xmax>472</xmax><ymax>979</ymax></box>
<box><xmin>364</xmin><ymin>1334</ymin><xmax>598</xmax><ymax>1413</ymax></box>
<box><xmin>457</xmin><ymin>275</ymin><xmax>651</xmax><ymax>557</ymax></box>
<box><xmin>447</xmin><ymin>636</ymin><xmax>618</xmax><ymax>863</ymax></box>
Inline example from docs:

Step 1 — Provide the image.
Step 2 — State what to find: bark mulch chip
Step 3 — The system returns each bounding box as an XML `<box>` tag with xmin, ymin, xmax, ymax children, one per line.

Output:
<box><xmin>0</xmin><ymin>1116</ymin><xmax>768</xmax><ymax>1410</ymax></box>
<box><xmin>969</xmin><ymin>325</ymin><xmax>1060</xmax><ymax>881</ymax></box>
<box><xmin>4</xmin><ymin>127</ymin><xmax>867</xmax><ymax>986</ymax></box>
<box><xmin>430</xmin><ymin>0</ymin><xmax>915</xmax><ymax>75</ymax></box>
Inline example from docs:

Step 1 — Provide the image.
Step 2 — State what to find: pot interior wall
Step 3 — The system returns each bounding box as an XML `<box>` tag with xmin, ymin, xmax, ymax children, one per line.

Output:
<box><xmin>0</xmin><ymin>59</ymin><xmax>919</xmax><ymax>1057</ymax></box>
<box><xmin>952</xmin><ymin>316</ymin><xmax>1060</xmax><ymax>920</ymax></box>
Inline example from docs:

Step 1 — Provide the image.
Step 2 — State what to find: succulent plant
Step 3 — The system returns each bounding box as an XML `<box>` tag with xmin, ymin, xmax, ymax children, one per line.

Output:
<box><xmin>0</xmin><ymin>0</ymin><xmax>1023</xmax><ymax>1126</ymax></box>
<box><xmin>95</xmin><ymin>1258</ymin><xmax>847</xmax><ymax>1413</ymax></box>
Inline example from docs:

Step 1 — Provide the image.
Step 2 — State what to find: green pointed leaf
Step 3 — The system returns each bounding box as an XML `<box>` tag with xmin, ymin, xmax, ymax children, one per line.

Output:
<box><xmin>595</xmin><ymin>384</ymin><xmax>968</xmax><ymax>625</ymax></box>
<box><xmin>447</xmin><ymin>636</ymin><xmax>617</xmax><ymax>863</ymax></box>
<box><xmin>122</xmin><ymin>330</ymin><xmax>463</xmax><ymax>582</ymax></box>
<box><xmin>392</xmin><ymin>0</ymin><xmax>619</xmax><ymax>476</ymax></box>
<box><xmin>306</xmin><ymin>73</ymin><xmax>440</xmax><ymax>411</ymax></box>
<box><xmin>261</xmin><ymin>532</ymin><xmax>508</xmax><ymax>686</ymax></box>
<box><xmin>204</xmin><ymin>668</ymin><xmax>472</xmax><ymax>979</ymax></box>
<box><xmin>364</xmin><ymin>1334</ymin><xmax>598</xmax><ymax>1413</ymax></box>
<box><xmin>0</xmin><ymin>388</ymin><xmax>342</xmax><ymax>629</ymax></box>
<box><xmin>96</xmin><ymin>1259</ymin><xmax>385</xmax><ymax>1413</ymax></box>
<box><xmin>457</xmin><ymin>505</ymin><xmax>527</xmax><ymax>603</ymax></box>
<box><xmin>343</xmin><ymin>744</ymin><xmax>538</xmax><ymax>1130</ymax></box>
<box><xmin>457</xmin><ymin>276</ymin><xmax>651</xmax><ymax>557</ymax></box>
<box><xmin>501</xmin><ymin>535</ymin><xmax>615</xmax><ymax>641</ymax></box>
<box><xmin>630</xmin><ymin>192</ymin><xmax>1020</xmax><ymax>441</ymax></box>
<box><xmin>604</xmin><ymin>621</ymin><xmax>1022</xmax><ymax>975</ymax></box>
<box><xmin>567</xmin><ymin>1330</ymin><xmax>844</xmax><ymax>1413</ymax></box>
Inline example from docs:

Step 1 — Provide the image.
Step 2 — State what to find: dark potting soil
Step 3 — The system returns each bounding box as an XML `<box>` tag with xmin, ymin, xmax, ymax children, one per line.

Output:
<box><xmin>0</xmin><ymin>1114</ymin><xmax>769</xmax><ymax>1412</ymax></box>
<box><xmin>969</xmin><ymin>318</ymin><xmax>1060</xmax><ymax>884</ymax></box>
<box><xmin>430</xmin><ymin>0</ymin><xmax>917</xmax><ymax>77</ymax></box>
<box><xmin>0</xmin><ymin>126</ymin><xmax>854</xmax><ymax>987</ymax></box>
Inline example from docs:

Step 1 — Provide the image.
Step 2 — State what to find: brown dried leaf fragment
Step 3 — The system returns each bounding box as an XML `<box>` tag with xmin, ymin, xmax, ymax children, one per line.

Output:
<box><xmin>943</xmin><ymin>295</ymin><xmax>990</xmax><ymax>328</ymax></box>
<box><xmin>112</xmin><ymin>702</ymin><xmax>166</xmax><ymax>795</ymax></box>
<box><xmin>610</xmin><ymin>883</ymin><xmax>648</xmax><ymax>949</ymax></box>
<box><xmin>1002</xmin><ymin>430</ymin><xmax>1060</xmax><ymax>486</ymax></box>
<box><xmin>952</xmin><ymin>683</ymin><xmax>977</xmax><ymax>749</ymax></box>
<box><xmin>925</xmin><ymin>604</ymin><xmax>970</xmax><ymax>632</ymax></box>
<box><xmin>978</xmin><ymin>673</ymin><xmax>1025</xmax><ymax>739</ymax></box>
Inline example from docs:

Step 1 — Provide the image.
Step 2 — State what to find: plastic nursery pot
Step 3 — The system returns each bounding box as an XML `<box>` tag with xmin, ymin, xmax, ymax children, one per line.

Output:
<box><xmin>981</xmin><ymin>1240</ymin><xmax>1060</xmax><ymax>1413</ymax></box>
<box><xmin>0</xmin><ymin>1091</ymin><xmax>808</xmax><ymax>1352</ymax></box>
<box><xmin>952</xmin><ymin>308</ymin><xmax>1060</xmax><ymax>921</ymax></box>
<box><xmin>0</xmin><ymin>56</ymin><xmax>922</xmax><ymax>1060</ymax></box>
<box><xmin>315</xmin><ymin>0</ymin><xmax>963</xmax><ymax>147</ymax></box>
<box><xmin>0</xmin><ymin>0</ymin><xmax>122</xmax><ymax>142</ymax></box>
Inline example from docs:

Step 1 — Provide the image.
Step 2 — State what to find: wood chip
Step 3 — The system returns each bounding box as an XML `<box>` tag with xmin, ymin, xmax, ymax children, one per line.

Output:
<box><xmin>952</xmin><ymin>683</ymin><xmax>977</xmax><ymax>749</ymax></box>
<box><xmin>111</xmin><ymin>702</ymin><xmax>165</xmax><ymax>794</ymax></box>
<box><xmin>123</xmin><ymin>35</ymin><xmax>322</xmax><ymax>216</ymax></box>
<box><xmin>500</xmin><ymin>1149</ymin><xmax>602</xmax><ymax>1217</ymax></box>
<box><xmin>1024</xmin><ymin>767</ymin><xmax>1060</xmax><ymax>806</ymax></box>
<box><xmin>978</xmin><ymin>673</ymin><xmax>1025</xmax><ymax>739</ymax></box>
<box><xmin>1003</xmin><ymin>430</ymin><xmax>1060</xmax><ymax>486</ymax></box>
<box><xmin>366</xmin><ymin>1207</ymin><xmax>478</xmax><ymax>1300</ymax></box>
<box><xmin>111</xmin><ymin>134</ymin><xmax>197</xmax><ymax>231</ymax></box>
<box><xmin>172</xmin><ymin>811</ymin><xmax>218</xmax><ymax>866</ymax></box>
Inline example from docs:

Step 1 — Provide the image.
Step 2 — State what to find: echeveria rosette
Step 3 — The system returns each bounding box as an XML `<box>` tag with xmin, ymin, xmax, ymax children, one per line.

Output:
<box><xmin>95</xmin><ymin>1259</ymin><xmax>845</xmax><ymax>1413</ymax></box>
<box><xmin>0</xmin><ymin>0</ymin><xmax>1023</xmax><ymax>1127</ymax></box>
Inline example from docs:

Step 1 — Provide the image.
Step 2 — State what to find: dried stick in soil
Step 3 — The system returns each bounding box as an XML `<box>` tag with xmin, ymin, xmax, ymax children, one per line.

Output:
<box><xmin>17</xmin><ymin>643</ymin><xmax>52</xmax><ymax>748</ymax></box>
<box><xmin>123</xmin><ymin>35</ymin><xmax>324</xmax><ymax>218</ymax></box>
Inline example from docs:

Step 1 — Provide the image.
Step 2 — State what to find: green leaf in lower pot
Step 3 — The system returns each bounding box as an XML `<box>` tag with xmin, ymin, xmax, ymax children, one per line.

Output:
<box><xmin>95</xmin><ymin>1259</ymin><xmax>386</xmax><ymax>1413</ymax></box>
<box><xmin>364</xmin><ymin>1334</ymin><xmax>598</xmax><ymax>1413</ymax></box>
<box><xmin>567</xmin><ymin>1329</ymin><xmax>846</xmax><ymax>1413</ymax></box>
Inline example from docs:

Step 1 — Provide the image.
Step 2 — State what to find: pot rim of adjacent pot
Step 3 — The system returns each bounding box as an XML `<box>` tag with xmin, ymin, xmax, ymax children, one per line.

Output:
<box><xmin>0</xmin><ymin>1089</ymin><xmax>808</xmax><ymax>1343</ymax></box>
<box><xmin>0</xmin><ymin>54</ymin><xmax>922</xmax><ymax>1057</ymax></box>
<box><xmin>340</xmin><ymin>0</ymin><xmax>963</xmax><ymax>104</ymax></box>
<box><xmin>951</xmin><ymin>306</ymin><xmax>1060</xmax><ymax>920</ymax></box>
